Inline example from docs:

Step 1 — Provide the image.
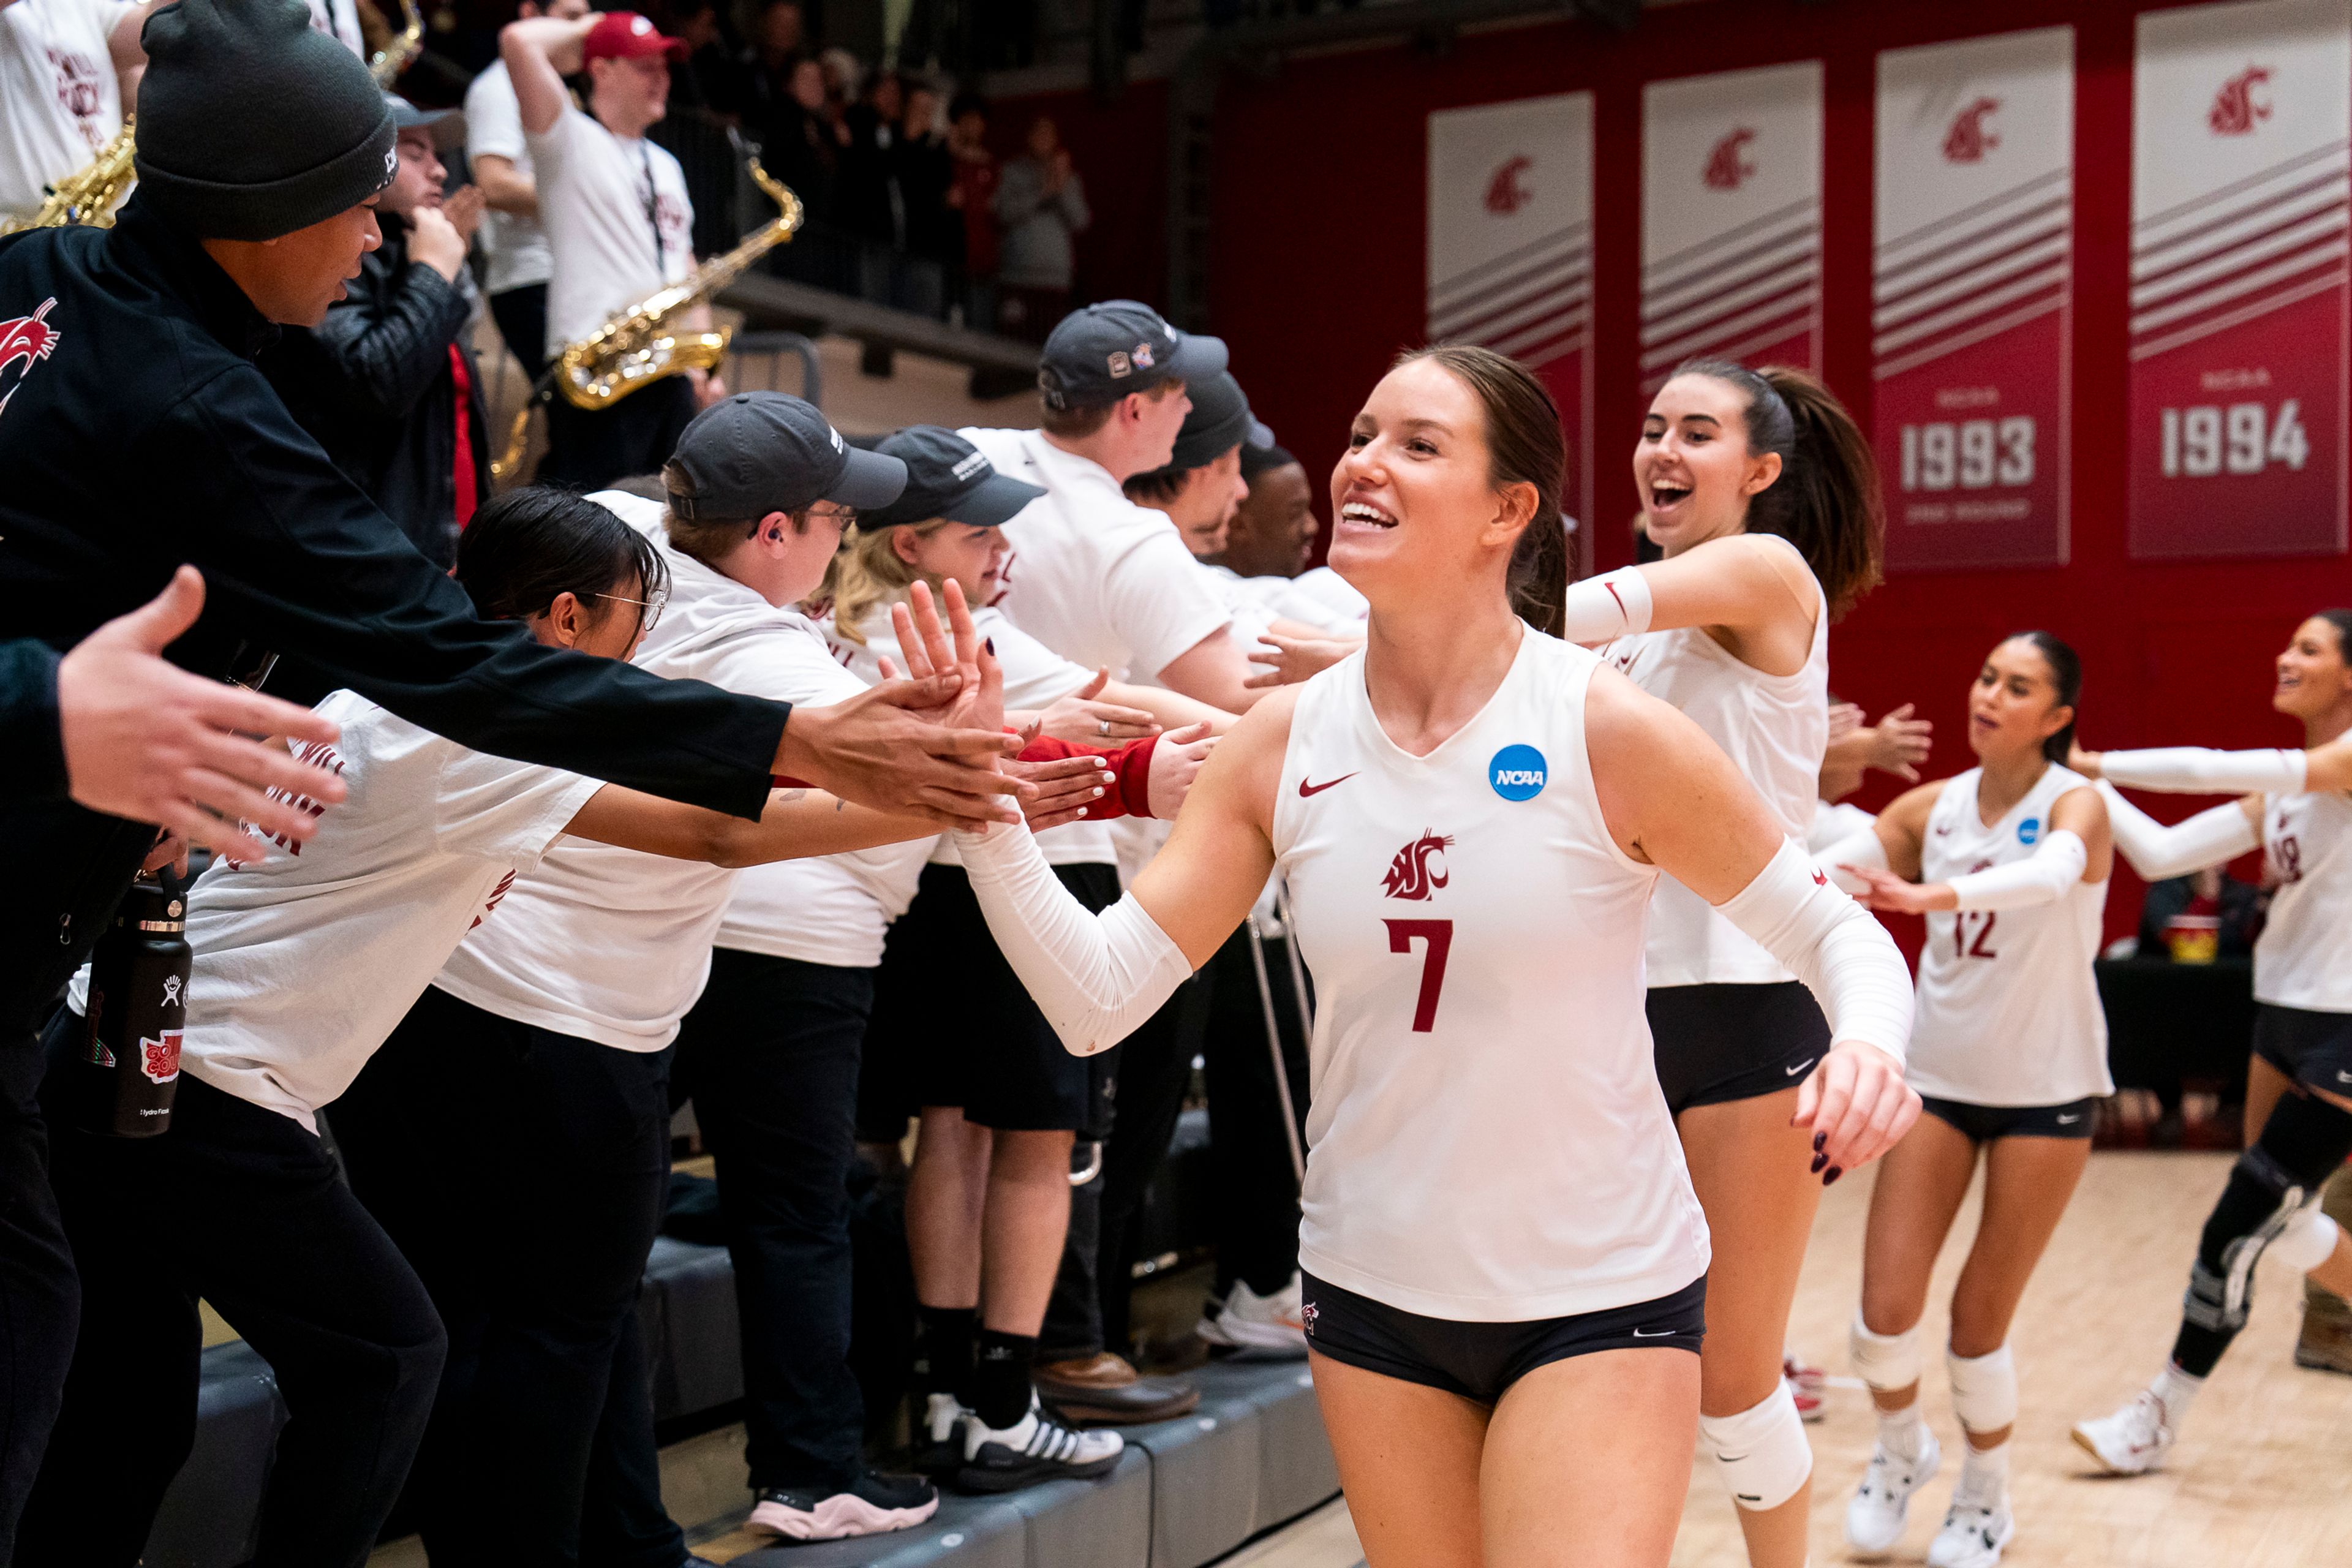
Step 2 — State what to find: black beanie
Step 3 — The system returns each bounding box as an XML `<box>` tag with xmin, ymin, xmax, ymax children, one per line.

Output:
<box><xmin>134</xmin><ymin>0</ymin><xmax>396</xmax><ymax>241</ymax></box>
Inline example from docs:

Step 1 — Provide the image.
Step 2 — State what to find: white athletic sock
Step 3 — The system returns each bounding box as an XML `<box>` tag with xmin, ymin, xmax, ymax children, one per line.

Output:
<box><xmin>2152</xmin><ymin>1363</ymin><xmax>2204</xmax><ymax>1425</ymax></box>
<box><xmin>1876</xmin><ymin>1398</ymin><xmax>1928</xmax><ymax>1460</ymax></box>
<box><xmin>1958</xmin><ymin>1438</ymin><xmax>2010</xmax><ymax>1503</ymax></box>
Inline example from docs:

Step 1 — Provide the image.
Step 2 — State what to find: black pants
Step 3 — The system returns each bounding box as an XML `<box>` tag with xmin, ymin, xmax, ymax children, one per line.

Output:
<box><xmin>671</xmin><ymin>949</ymin><xmax>870</xmax><ymax>1493</ymax></box>
<box><xmin>334</xmin><ymin>987</ymin><xmax>684</xmax><ymax>1568</ymax></box>
<box><xmin>20</xmin><ymin>1049</ymin><xmax>445</xmax><ymax>1568</ymax></box>
<box><xmin>1200</xmin><ymin>927</ymin><xmax>1312</xmax><ymax>1298</ymax></box>
<box><xmin>0</xmin><ymin>1020</ymin><xmax>75</xmax><ymax>1567</ymax></box>
<box><xmin>540</xmin><ymin>377</ymin><xmax>696</xmax><ymax>492</ymax></box>
<box><xmin>489</xmin><ymin>283</ymin><xmax>550</xmax><ymax>384</ymax></box>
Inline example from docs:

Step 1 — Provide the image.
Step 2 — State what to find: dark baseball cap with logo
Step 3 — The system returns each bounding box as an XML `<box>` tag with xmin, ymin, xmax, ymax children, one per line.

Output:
<box><xmin>1037</xmin><ymin>300</ymin><xmax>1227</xmax><ymax>411</ymax></box>
<box><xmin>861</xmin><ymin>426</ymin><xmax>1046</xmax><ymax>529</ymax></box>
<box><xmin>667</xmin><ymin>393</ymin><xmax>906</xmax><ymax>522</ymax></box>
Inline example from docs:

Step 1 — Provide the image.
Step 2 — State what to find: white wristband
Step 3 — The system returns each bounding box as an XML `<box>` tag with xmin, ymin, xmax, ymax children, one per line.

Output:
<box><xmin>1714</xmin><ymin>838</ymin><xmax>1914</xmax><ymax>1067</ymax></box>
<box><xmin>1945</xmin><ymin>829</ymin><xmax>2088</xmax><ymax>911</ymax></box>
<box><xmin>2101</xmin><ymin>746</ymin><xmax>2307</xmax><ymax>796</ymax></box>
<box><xmin>1558</xmin><ymin>566</ymin><xmax>1653</xmax><ymax>644</ymax></box>
<box><xmin>2097</xmin><ymin>781</ymin><xmax>2261</xmax><ymax>881</ymax></box>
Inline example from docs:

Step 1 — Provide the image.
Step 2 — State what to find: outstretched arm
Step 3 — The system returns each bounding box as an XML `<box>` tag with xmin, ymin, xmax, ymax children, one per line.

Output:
<box><xmin>1561</xmin><ymin>534</ymin><xmax>1822</xmax><ymax>674</ymax></box>
<box><xmin>1585</xmin><ymin>668</ymin><xmax>1918</xmax><ymax>1175</ymax></box>
<box><xmin>1848</xmin><ymin>784</ymin><xmax>2110</xmax><ymax>916</ymax></box>
<box><xmin>2073</xmin><ymin>739</ymin><xmax>2352</xmax><ymax>794</ymax></box>
<box><xmin>2097</xmin><ymin>780</ymin><xmax>2263</xmax><ymax>881</ymax></box>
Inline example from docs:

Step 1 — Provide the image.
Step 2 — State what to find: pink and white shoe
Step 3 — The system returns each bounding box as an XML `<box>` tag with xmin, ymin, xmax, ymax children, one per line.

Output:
<box><xmin>746</xmin><ymin>1471</ymin><xmax>939</xmax><ymax>1540</ymax></box>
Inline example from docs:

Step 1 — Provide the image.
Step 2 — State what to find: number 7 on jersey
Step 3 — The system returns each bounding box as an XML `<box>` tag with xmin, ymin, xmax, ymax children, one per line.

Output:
<box><xmin>1384</xmin><ymin>918</ymin><xmax>1453</xmax><ymax>1033</ymax></box>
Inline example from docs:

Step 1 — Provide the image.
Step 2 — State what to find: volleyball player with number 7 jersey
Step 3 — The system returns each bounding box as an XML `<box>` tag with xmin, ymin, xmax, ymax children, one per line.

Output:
<box><xmin>934</xmin><ymin>345</ymin><xmax>1917</xmax><ymax>1568</ymax></box>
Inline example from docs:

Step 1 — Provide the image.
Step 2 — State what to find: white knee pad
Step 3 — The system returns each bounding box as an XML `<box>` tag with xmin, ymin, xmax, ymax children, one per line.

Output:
<box><xmin>2271</xmin><ymin>1206</ymin><xmax>2342</xmax><ymax>1273</ymax></box>
<box><xmin>1849</xmin><ymin>1313</ymin><xmax>1921</xmax><ymax>1393</ymax></box>
<box><xmin>1945</xmin><ymin>1343</ymin><xmax>2016</xmax><ymax>1435</ymax></box>
<box><xmin>1700</xmin><ymin>1383</ymin><xmax>1812</xmax><ymax>1512</ymax></box>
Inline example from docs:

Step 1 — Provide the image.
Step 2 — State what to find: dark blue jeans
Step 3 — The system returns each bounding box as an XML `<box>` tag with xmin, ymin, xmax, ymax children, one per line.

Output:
<box><xmin>334</xmin><ymin>987</ymin><xmax>684</xmax><ymax>1568</ymax></box>
<box><xmin>671</xmin><ymin>948</ymin><xmax>871</xmax><ymax>1493</ymax></box>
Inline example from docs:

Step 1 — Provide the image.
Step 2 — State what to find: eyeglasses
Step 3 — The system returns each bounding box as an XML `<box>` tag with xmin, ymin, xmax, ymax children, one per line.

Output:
<box><xmin>597</xmin><ymin>586</ymin><xmax>670</xmax><ymax>633</ymax></box>
<box><xmin>809</xmin><ymin>502</ymin><xmax>858</xmax><ymax>527</ymax></box>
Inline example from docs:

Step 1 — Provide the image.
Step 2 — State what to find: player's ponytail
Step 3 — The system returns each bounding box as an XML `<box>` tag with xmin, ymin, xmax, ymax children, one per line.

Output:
<box><xmin>1396</xmin><ymin>343</ymin><xmax>1569</xmax><ymax>636</ymax></box>
<box><xmin>1672</xmin><ymin>358</ymin><xmax>1885</xmax><ymax>619</ymax></box>
<box><xmin>2011</xmin><ymin>630</ymin><xmax>2083</xmax><ymax>766</ymax></box>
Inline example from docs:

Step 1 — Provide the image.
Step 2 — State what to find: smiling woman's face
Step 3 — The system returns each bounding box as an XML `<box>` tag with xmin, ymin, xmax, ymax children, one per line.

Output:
<box><xmin>2274</xmin><ymin>615</ymin><xmax>2352</xmax><ymax>720</ymax></box>
<box><xmin>1326</xmin><ymin>357</ymin><xmax>1515</xmax><ymax>604</ymax></box>
<box><xmin>1632</xmin><ymin>372</ymin><xmax>1781</xmax><ymax>557</ymax></box>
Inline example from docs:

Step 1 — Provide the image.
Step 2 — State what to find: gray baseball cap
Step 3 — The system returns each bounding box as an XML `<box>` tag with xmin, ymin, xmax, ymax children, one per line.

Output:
<box><xmin>1038</xmin><ymin>300</ymin><xmax>1228</xmax><ymax>412</ymax></box>
<box><xmin>387</xmin><ymin>95</ymin><xmax>466</xmax><ymax>154</ymax></box>
<box><xmin>862</xmin><ymin>426</ymin><xmax>1046</xmax><ymax>529</ymax></box>
<box><xmin>668</xmin><ymin>393</ymin><xmax>907</xmax><ymax>522</ymax></box>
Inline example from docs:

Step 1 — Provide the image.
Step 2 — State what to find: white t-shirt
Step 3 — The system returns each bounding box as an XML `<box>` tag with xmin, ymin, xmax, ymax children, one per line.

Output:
<box><xmin>1287</xmin><ymin>565</ymin><xmax>1370</xmax><ymax>623</ymax></box>
<box><xmin>464</xmin><ymin>61</ymin><xmax>553</xmax><ymax>298</ymax></box>
<box><xmin>176</xmin><ymin>692</ymin><xmax>600</xmax><ymax>1132</ymax></box>
<box><xmin>960</xmin><ymin>427</ymin><xmax>1232</xmax><ymax>683</ymax></box>
<box><xmin>529</xmin><ymin>107</ymin><xmax>694</xmax><ymax>358</ymax></box>
<box><xmin>432</xmin><ymin>493</ymin><xmax>862</xmax><ymax>1049</ymax></box>
<box><xmin>304</xmin><ymin>0</ymin><xmax>364</xmax><ymax>58</ymax></box>
<box><xmin>816</xmin><ymin>600</ymin><xmax>1116</xmax><ymax>869</ymax></box>
<box><xmin>0</xmin><ymin>0</ymin><xmax>123</xmax><ymax>225</ymax></box>
<box><xmin>1274</xmin><ymin>631</ymin><xmax>1706</xmax><ymax>1321</ymax></box>
<box><xmin>1207</xmin><ymin>564</ymin><xmax>1363</xmax><ymax>633</ymax></box>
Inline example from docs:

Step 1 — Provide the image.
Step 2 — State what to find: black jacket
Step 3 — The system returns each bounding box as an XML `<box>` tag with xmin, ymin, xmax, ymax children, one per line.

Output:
<box><xmin>1</xmin><ymin>641</ymin><xmax>64</xmax><ymax>808</ymax></box>
<box><xmin>0</xmin><ymin>195</ymin><xmax>787</xmax><ymax>1035</ymax></box>
<box><xmin>262</xmin><ymin>211</ymin><xmax>489</xmax><ymax>569</ymax></box>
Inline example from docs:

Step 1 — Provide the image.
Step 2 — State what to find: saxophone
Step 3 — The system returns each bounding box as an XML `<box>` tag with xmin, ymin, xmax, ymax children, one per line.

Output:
<box><xmin>370</xmin><ymin>0</ymin><xmax>426</xmax><ymax>87</ymax></box>
<box><xmin>494</xmin><ymin>157</ymin><xmax>804</xmax><ymax>477</ymax></box>
<box><xmin>2</xmin><ymin>118</ymin><xmax>137</xmax><ymax>235</ymax></box>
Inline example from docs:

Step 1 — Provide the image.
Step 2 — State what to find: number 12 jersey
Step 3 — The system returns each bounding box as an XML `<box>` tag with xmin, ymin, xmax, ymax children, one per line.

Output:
<box><xmin>1270</xmin><ymin>630</ymin><xmax>1709</xmax><ymax>1323</ymax></box>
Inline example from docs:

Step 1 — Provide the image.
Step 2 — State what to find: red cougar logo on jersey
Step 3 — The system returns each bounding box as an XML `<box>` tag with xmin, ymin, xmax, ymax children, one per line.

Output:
<box><xmin>1702</xmin><ymin>128</ymin><xmax>1757</xmax><ymax>190</ymax></box>
<box><xmin>1942</xmin><ymin>97</ymin><xmax>2001</xmax><ymax>164</ymax></box>
<box><xmin>0</xmin><ymin>300</ymin><xmax>62</xmax><ymax>418</ymax></box>
<box><xmin>1485</xmin><ymin>154</ymin><xmax>1534</xmax><ymax>216</ymax></box>
<box><xmin>1381</xmin><ymin>832</ymin><xmax>1455</xmax><ymax>901</ymax></box>
<box><xmin>141</xmin><ymin>1030</ymin><xmax>183</xmax><ymax>1085</ymax></box>
<box><xmin>2210</xmin><ymin>67</ymin><xmax>2272</xmax><ymax>136</ymax></box>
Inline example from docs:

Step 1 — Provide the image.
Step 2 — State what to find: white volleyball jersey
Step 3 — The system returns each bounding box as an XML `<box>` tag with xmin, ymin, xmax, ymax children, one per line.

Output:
<box><xmin>1273</xmin><ymin>630</ymin><xmax>1708</xmax><ymax>1322</ymax></box>
<box><xmin>1598</xmin><ymin>539</ymin><xmax>1829</xmax><ymax>987</ymax></box>
<box><xmin>1908</xmin><ymin>766</ymin><xmax>2113</xmax><ymax>1106</ymax></box>
<box><xmin>2258</xmin><ymin>790</ymin><xmax>2352</xmax><ymax>1012</ymax></box>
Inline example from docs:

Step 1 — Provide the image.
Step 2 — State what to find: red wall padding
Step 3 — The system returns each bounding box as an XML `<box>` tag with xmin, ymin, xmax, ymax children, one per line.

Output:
<box><xmin>1004</xmin><ymin>0</ymin><xmax>2352</xmax><ymax>941</ymax></box>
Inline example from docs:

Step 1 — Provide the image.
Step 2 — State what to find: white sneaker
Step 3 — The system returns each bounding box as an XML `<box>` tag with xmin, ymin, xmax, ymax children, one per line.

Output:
<box><xmin>2071</xmin><ymin>1389</ymin><xmax>2176</xmax><ymax>1475</ymax></box>
<box><xmin>1198</xmin><ymin>1274</ymin><xmax>1309</xmax><ymax>1359</ymax></box>
<box><xmin>1928</xmin><ymin>1490</ymin><xmax>2013</xmax><ymax>1568</ymax></box>
<box><xmin>957</xmin><ymin>1393</ymin><xmax>1123</xmax><ymax>1492</ymax></box>
<box><xmin>1845</xmin><ymin>1429</ymin><xmax>1942</xmax><ymax>1555</ymax></box>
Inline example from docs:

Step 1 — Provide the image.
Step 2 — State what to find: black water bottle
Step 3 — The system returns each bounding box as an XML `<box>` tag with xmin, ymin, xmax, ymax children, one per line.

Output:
<box><xmin>72</xmin><ymin>873</ymin><xmax>190</xmax><ymax>1138</ymax></box>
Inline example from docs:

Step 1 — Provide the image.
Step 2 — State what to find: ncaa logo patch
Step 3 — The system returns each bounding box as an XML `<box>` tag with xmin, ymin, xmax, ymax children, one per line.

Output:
<box><xmin>1489</xmin><ymin>744</ymin><xmax>1546</xmax><ymax>801</ymax></box>
<box><xmin>2018</xmin><ymin>816</ymin><xmax>2041</xmax><ymax>845</ymax></box>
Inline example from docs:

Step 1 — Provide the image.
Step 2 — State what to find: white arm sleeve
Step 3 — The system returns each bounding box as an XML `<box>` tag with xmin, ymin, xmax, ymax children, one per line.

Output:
<box><xmin>2097</xmin><ymin>780</ymin><xmax>2261</xmax><ymax>880</ymax></box>
<box><xmin>2100</xmin><ymin>747</ymin><xmax>2307</xmax><ymax>795</ymax></box>
<box><xmin>1945</xmin><ymin>830</ymin><xmax>2089</xmax><ymax>911</ymax></box>
<box><xmin>1815</xmin><ymin>823</ymin><xmax>1888</xmax><ymax>894</ymax></box>
<box><xmin>1714</xmin><ymin>839</ymin><xmax>1914</xmax><ymax>1066</ymax></box>
<box><xmin>1557</xmin><ymin>567</ymin><xmax>1653</xmax><ymax>644</ymax></box>
<box><xmin>952</xmin><ymin>821</ymin><xmax>1197</xmax><ymax>1057</ymax></box>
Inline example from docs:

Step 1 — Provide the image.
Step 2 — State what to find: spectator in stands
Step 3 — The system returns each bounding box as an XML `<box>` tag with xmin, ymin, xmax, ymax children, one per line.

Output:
<box><xmin>889</xmin><ymin>77</ymin><xmax>956</xmax><ymax>317</ymax></box>
<box><xmin>818</xmin><ymin>42</ymin><xmax>860</xmax><ymax>116</ymax></box>
<box><xmin>945</xmin><ymin>92</ymin><xmax>1000</xmax><ymax>328</ymax></box>
<box><xmin>650</xmin><ymin>0</ymin><xmax>730</xmax><ymax>110</ymax></box>
<box><xmin>1215</xmin><ymin>440</ymin><xmax>1317</xmax><ymax>580</ymax></box>
<box><xmin>1123</xmin><ymin>374</ymin><xmax>1251</xmax><ymax>561</ymax></box>
<box><xmin>993</xmin><ymin>115</ymin><xmax>1088</xmax><ymax>342</ymax></box>
<box><xmin>726</xmin><ymin>0</ymin><xmax>806</xmax><ymax>130</ymax></box>
<box><xmin>466</xmin><ymin>0</ymin><xmax>594</xmax><ymax>382</ymax></box>
<box><xmin>2138</xmin><ymin>864</ymin><xmax>2264</xmax><ymax>962</ymax></box>
<box><xmin>839</xmin><ymin>66</ymin><xmax>901</xmax><ymax>291</ymax></box>
<box><xmin>261</xmin><ymin>97</ymin><xmax>489</xmax><ymax>570</ymax></box>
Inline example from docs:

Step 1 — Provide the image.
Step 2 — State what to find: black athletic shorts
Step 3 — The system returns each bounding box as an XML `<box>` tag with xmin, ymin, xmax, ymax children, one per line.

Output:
<box><xmin>1920</xmin><ymin>1096</ymin><xmax>2097</xmax><ymax>1141</ymax></box>
<box><xmin>1649</xmin><ymin>981</ymin><xmax>1831</xmax><ymax>1115</ymax></box>
<box><xmin>857</xmin><ymin>860</ymin><xmax>1121</xmax><ymax>1133</ymax></box>
<box><xmin>2252</xmin><ymin>1003</ymin><xmax>2352</xmax><ymax>1096</ymax></box>
<box><xmin>1297</xmin><ymin>1272</ymin><xmax>1706</xmax><ymax>1404</ymax></box>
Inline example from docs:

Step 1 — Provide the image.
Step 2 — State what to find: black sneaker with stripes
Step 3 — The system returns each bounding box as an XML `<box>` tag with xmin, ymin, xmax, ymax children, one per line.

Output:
<box><xmin>956</xmin><ymin>1392</ymin><xmax>1124</xmax><ymax>1492</ymax></box>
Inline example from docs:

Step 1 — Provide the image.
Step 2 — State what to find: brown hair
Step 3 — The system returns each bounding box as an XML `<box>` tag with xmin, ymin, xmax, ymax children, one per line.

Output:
<box><xmin>1037</xmin><ymin>379</ymin><xmax>1182</xmax><ymax>441</ymax></box>
<box><xmin>1667</xmin><ymin>358</ymin><xmax>1884</xmax><ymax>617</ymax></box>
<box><xmin>820</xmin><ymin>520</ymin><xmax>951</xmax><ymax>645</ymax></box>
<box><xmin>1392</xmin><ymin>344</ymin><xmax>1569</xmax><ymax>636</ymax></box>
<box><xmin>658</xmin><ymin>457</ymin><xmax>813</xmax><ymax>566</ymax></box>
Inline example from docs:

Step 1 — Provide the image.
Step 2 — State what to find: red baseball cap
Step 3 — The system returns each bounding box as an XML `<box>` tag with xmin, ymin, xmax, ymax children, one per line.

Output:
<box><xmin>582</xmin><ymin>11</ymin><xmax>689</xmax><ymax>63</ymax></box>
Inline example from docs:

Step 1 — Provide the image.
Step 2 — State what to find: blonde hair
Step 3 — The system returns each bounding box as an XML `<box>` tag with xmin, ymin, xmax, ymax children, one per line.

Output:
<box><xmin>822</xmin><ymin>519</ymin><xmax>952</xmax><ymax>644</ymax></box>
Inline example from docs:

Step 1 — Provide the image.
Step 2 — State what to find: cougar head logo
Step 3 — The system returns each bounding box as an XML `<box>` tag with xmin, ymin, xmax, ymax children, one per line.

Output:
<box><xmin>1702</xmin><ymin>127</ymin><xmax>1757</xmax><ymax>190</ymax></box>
<box><xmin>2210</xmin><ymin>66</ymin><xmax>2273</xmax><ymax>136</ymax></box>
<box><xmin>1485</xmin><ymin>154</ymin><xmax>1534</xmax><ymax>216</ymax></box>
<box><xmin>0</xmin><ymin>299</ymin><xmax>62</xmax><ymax>418</ymax></box>
<box><xmin>1382</xmin><ymin>832</ymin><xmax>1455</xmax><ymax>901</ymax></box>
<box><xmin>1942</xmin><ymin>97</ymin><xmax>2001</xmax><ymax>164</ymax></box>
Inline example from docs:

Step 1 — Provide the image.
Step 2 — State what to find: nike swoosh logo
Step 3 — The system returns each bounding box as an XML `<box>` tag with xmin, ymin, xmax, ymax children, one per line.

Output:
<box><xmin>2056</xmin><ymin>1114</ymin><xmax>2082</xmax><ymax>1124</ymax></box>
<box><xmin>1785</xmin><ymin>1057</ymin><xmax>1817</xmax><ymax>1077</ymax></box>
<box><xmin>1298</xmin><ymin>773</ymin><xmax>1358</xmax><ymax>797</ymax></box>
<box><xmin>1632</xmin><ymin>1327</ymin><xmax>1675</xmax><ymax>1338</ymax></box>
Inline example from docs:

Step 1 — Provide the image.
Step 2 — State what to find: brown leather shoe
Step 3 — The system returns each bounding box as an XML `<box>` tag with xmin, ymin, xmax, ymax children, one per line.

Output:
<box><xmin>2295</xmin><ymin>1310</ymin><xmax>2352</xmax><ymax>1375</ymax></box>
<box><xmin>1031</xmin><ymin>1351</ymin><xmax>1200</xmax><ymax>1425</ymax></box>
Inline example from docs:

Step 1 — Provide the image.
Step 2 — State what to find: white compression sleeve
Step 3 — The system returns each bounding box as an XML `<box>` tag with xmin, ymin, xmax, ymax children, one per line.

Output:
<box><xmin>2097</xmin><ymin>781</ymin><xmax>2261</xmax><ymax>881</ymax></box>
<box><xmin>953</xmin><ymin>821</ymin><xmax>1196</xmax><ymax>1057</ymax></box>
<box><xmin>1557</xmin><ymin>566</ymin><xmax>1653</xmax><ymax>644</ymax></box>
<box><xmin>2101</xmin><ymin>746</ymin><xmax>2307</xmax><ymax>795</ymax></box>
<box><xmin>1815</xmin><ymin>823</ymin><xmax>1888</xmax><ymax>894</ymax></box>
<box><xmin>1715</xmin><ymin>838</ymin><xmax>1914</xmax><ymax>1066</ymax></box>
<box><xmin>1945</xmin><ymin>829</ymin><xmax>2089</xmax><ymax>911</ymax></box>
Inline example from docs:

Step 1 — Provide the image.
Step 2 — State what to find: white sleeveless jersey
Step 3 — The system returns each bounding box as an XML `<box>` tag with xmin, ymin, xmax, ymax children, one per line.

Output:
<box><xmin>1909</xmin><ymin>766</ymin><xmax>2113</xmax><ymax>1106</ymax></box>
<box><xmin>2258</xmin><ymin>790</ymin><xmax>2352</xmax><ymax>1012</ymax></box>
<box><xmin>1599</xmin><ymin>540</ymin><xmax>1829</xmax><ymax>987</ymax></box>
<box><xmin>1272</xmin><ymin>631</ymin><xmax>1708</xmax><ymax>1322</ymax></box>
